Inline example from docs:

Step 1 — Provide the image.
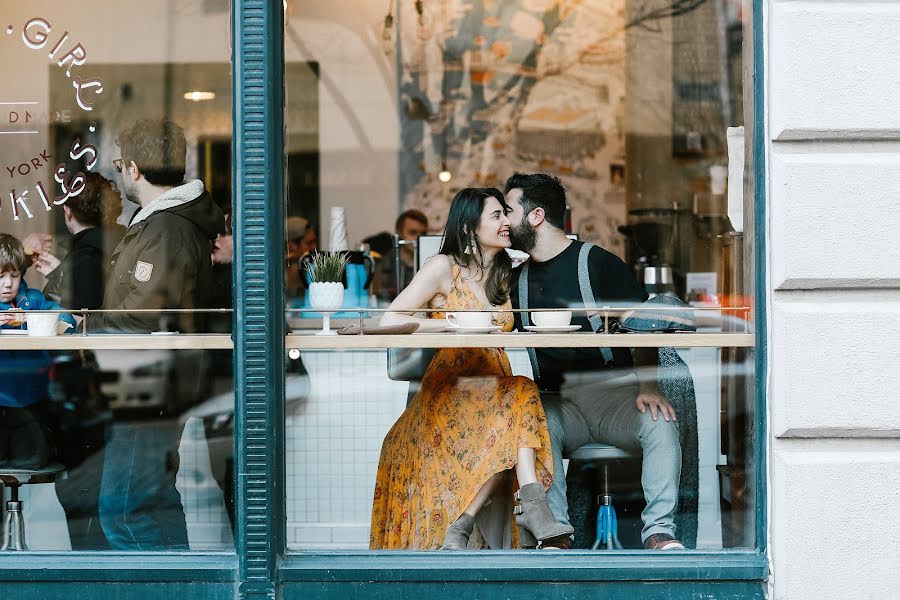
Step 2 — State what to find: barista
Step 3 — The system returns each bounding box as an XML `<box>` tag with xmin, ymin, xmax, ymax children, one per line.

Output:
<box><xmin>373</xmin><ymin>209</ymin><xmax>429</xmax><ymax>304</ymax></box>
<box><xmin>285</xmin><ymin>216</ymin><xmax>318</xmax><ymax>300</ymax></box>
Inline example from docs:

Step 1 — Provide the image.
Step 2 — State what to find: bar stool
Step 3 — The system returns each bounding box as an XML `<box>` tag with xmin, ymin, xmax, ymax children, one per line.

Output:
<box><xmin>0</xmin><ymin>464</ymin><xmax>66</xmax><ymax>551</ymax></box>
<box><xmin>567</xmin><ymin>443</ymin><xmax>639</xmax><ymax>550</ymax></box>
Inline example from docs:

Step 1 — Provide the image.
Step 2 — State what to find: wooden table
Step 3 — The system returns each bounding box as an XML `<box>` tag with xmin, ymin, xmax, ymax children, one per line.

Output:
<box><xmin>0</xmin><ymin>331</ymin><xmax>754</xmax><ymax>350</ymax></box>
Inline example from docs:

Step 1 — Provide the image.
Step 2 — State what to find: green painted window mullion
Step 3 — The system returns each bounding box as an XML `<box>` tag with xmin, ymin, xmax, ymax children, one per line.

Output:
<box><xmin>232</xmin><ymin>1</ymin><xmax>286</xmax><ymax>599</ymax></box>
<box><xmin>751</xmin><ymin>0</ymin><xmax>768</xmax><ymax>556</ymax></box>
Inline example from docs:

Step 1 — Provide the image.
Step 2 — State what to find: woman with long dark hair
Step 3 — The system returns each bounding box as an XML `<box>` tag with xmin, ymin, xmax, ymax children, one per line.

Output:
<box><xmin>370</xmin><ymin>188</ymin><xmax>572</xmax><ymax>550</ymax></box>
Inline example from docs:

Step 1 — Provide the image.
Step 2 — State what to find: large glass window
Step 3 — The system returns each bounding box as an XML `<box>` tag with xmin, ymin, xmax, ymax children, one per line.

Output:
<box><xmin>0</xmin><ymin>1</ymin><xmax>234</xmax><ymax>551</ymax></box>
<box><xmin>283</xmin><ymin>0</ymin><xmax>755</xmax><ymax>552</ymax></box>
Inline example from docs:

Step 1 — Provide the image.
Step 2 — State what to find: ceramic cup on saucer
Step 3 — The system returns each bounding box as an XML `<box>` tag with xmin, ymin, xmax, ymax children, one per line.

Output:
<box><xmin>445</xmin><ymin>311</ymin><xmax>493</xmax><ymax>329</ymax></box>
<box><xmin>531</xmin><ymin>310</ymin><xmax>572</xmax><ymax>328</ymax></box>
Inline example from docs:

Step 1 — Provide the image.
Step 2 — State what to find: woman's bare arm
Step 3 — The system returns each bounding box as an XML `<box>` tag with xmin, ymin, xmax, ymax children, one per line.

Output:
<box><xmin>380</xmin><ymin>255</ymin><xmax>453</xmax><ymax>332</ymax></box>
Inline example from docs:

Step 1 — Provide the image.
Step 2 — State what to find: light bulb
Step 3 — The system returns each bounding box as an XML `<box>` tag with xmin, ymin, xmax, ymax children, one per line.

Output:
<box><xmin>438</xmin><ymin>168</ymin><xmax>452</xmax><ymax>183</ymax></box>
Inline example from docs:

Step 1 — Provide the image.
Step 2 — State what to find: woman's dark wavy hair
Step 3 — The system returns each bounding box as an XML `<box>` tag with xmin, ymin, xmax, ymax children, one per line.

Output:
<box><xmin>439</xmin><ymin>187</ymin><xmax>511</xmax><ymax>306</ymax></box>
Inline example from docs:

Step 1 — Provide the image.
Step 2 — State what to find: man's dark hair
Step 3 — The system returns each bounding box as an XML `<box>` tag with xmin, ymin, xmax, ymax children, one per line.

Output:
<box><xmin>116</xmin><ymin>118</ymin><xmax>186</xmax><ymax>186</ymax></box>
<box><xmin>504</xmin><ymin>173</ymin><xmax>567</xmax><ymax>229</ymax></box>
<box><xmin>395</xmin><ymin>209</ymin><xmax>428</xmax><ymax>233</ymax></box>
<box><xmin>66</xmin><ymin>172</ymin><xmax>118</xmax><ymax>228</ymax></box>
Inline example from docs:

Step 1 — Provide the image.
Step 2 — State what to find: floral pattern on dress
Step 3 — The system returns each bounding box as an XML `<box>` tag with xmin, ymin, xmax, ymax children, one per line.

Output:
<box><xmin>370</xmin><ymin>264</ymin><xmax>553</xmax><ymax>549</ymax></box>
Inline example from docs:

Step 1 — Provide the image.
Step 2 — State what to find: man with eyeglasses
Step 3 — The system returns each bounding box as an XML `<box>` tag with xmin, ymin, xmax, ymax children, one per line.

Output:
<box><xmin>96</xmin><ymin>118</ymin><xmax>225</xmax><ymax>552</ymax></box>
<box><xmin>99</xmin><ymin>119</ymin><xmax>225</xmax><ymax>334</ymax></box>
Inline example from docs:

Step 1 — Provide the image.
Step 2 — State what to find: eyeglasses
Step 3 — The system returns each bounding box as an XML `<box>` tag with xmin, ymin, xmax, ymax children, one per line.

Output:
<box><xmin>113</xmin><ymin>158</ymin><xmax>124</xmax><ymax>173</ymax></box>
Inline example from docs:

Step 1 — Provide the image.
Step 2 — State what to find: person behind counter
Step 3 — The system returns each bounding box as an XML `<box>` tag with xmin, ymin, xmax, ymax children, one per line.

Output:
<box><xmin>28</xmin><ymin>172</ymin><xmax>125</xmax><ymax>311</ymax></box>
<box><xmin>285</xmin><ymin>216</ymin><xmax>318</xmax><ymax>301</ymax></box>
<box><xmin>371</xmin><ymin>188</ymin><xmax>572</xmax><ymax>550</ymax></box>
<box><xmin>372</xmin><ymin>209</ymin><xmax>429</xmax><ymax>303</ymax></box>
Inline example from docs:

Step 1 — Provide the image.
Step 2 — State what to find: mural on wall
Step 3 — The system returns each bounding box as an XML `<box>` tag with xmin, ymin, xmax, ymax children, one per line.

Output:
<box><xmin>393</xmin><ymin>0</ymin><xmax>628</xmax><ymax>256</ymax></box>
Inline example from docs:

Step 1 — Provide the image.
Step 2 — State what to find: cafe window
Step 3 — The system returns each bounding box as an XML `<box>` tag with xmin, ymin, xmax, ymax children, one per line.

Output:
<box><xmin>282</xmin><ymin>0</ymin><xmax>757</xmax><ymax>554</ymax></box>
<box><xmin>0</xmin><ymin>1</ymin><xmax>235</xmax><ymax>552</ymax></box>
<box><xmin>0</xmin><ymin>0</ymin><xmax>761</xmax><ymax>578</ymax></box>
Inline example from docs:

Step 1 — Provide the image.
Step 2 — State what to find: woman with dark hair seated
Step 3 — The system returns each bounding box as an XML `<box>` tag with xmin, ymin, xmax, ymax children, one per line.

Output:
<box><xmin>370</xmin><ymin>188</ymin><xmax>572</xmax><ymax>550</ymax></box>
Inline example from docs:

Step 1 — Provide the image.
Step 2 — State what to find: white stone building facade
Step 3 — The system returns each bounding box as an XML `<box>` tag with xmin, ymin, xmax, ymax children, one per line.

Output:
<box><xmin>767</xmin><ymin>1</ymin><xmax>900</xmax><ymax>598</ymax></box>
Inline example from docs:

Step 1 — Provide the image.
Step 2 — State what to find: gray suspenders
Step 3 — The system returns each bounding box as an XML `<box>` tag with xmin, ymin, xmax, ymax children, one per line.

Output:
<box><xmin>517</xmin><ymin>262</ymin><xmax>540</xmax><ymax>380</ymax></box>
<box><xmin>575</xmin><ymin>243</ymin><xmax>615</xmax><ymax>364</ymax></box>
<box><xmin>517</xmin><ymin>242</ymin><xmax>614</xmax><ymax>383</ymax></box>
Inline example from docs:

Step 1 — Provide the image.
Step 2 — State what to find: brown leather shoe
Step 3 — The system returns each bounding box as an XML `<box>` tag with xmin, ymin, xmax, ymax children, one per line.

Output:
<box><xmin>643</xmin><ymin>533</ymin><xmax>685</xmax><ymax>550</ymax></box>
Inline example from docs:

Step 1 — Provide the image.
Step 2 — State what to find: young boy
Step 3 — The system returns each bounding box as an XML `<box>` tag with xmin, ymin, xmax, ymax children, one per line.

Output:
<box><xmin>0</xmin><ymin>232</ymin><xmax>76</xmax><ymax>468</ymax></box>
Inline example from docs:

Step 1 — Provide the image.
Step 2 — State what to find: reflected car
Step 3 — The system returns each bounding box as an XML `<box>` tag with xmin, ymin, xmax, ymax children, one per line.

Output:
<box><xmin>93</xmin><ymin>349</ymin><xmax>210</xmax><ymax>415</ymax></box>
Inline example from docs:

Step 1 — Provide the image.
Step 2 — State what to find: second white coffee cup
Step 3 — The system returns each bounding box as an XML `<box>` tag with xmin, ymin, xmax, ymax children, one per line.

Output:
<box><xmin>531</xmin><ymin>310</ymin><xmax>572</xmax><ymax>328</ymax></box>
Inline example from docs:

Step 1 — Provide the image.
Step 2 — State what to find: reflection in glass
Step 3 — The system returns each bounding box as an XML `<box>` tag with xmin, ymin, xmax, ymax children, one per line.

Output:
<box><xmin>0</xmin><ymin>0</ymin><xmax>235</xmax><ymax>551</ymax></box>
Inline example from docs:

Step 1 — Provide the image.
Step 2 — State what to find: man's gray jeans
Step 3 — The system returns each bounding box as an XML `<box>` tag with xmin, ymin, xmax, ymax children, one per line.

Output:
<box><xmin>540</xmin><ymin>371</ymin><xmax>681</xmax><ymax>543</ymax></box>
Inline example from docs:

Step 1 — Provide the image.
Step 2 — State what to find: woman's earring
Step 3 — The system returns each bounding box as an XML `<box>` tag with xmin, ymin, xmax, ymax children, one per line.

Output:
<box><xmin>464</xmin><ymin>234</ymin><xmax>475</xmax><ymax>254</ymax></box>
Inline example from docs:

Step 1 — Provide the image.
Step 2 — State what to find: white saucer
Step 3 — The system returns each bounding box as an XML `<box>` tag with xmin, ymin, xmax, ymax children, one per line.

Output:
<box><xmin>523</xmin><ymin>325</ymin><xmax>582</xmax><ymax>333</ymax></box>
<box><xmin>449</xmin><ymin>325</ymin><xmax>503</xmax><ymax>334</ymax></box>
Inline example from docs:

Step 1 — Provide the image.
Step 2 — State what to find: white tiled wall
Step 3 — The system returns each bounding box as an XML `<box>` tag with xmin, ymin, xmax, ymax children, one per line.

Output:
<box><xmin>285</xmin><ymin>350</ymin><xmax>409</xmax><ymax>549</ymax></box>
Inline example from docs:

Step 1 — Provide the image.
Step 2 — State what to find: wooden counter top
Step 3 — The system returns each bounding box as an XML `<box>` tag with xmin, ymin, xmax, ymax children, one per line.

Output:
<box><xmin>0</xmin><ymin>331</ymin><xmax>754</xmax><ymax>350</ymax></box>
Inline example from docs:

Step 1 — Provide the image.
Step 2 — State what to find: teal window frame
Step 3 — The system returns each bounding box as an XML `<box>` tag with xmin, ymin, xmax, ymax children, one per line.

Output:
<box><xmin>0</xmin><ymin>1</ymin><xmax>767</xmax><ymax>598</ymax></box>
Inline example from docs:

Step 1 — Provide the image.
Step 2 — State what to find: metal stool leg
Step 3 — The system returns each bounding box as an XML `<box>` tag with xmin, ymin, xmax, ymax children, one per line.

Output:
<box><xmin>1</xmin><ymin>484</ymin><xmax>27</xmax><ymax>551</ymax></box>
<box><xmin>591</xmin><ymin>464</ymin><xmax>623</xmax><ymax>550</ymax></box>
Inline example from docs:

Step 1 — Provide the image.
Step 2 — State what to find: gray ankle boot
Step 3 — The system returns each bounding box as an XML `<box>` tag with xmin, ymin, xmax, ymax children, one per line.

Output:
<box><xmin>514</xmin><ymin>483</ymin><xmax>574</xmax><ymax>548</ymax></box>
<box><xmin>440</xmin><ymin>513</ymin><xmax>475</xmax><ymax>550</ymax></box>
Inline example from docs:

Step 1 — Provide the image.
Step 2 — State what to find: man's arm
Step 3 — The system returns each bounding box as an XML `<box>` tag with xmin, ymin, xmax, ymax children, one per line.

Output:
<box><xmin>92</xmin><ymin>231</ymin><xmax>189</xmax><ymax>333</ymax></box>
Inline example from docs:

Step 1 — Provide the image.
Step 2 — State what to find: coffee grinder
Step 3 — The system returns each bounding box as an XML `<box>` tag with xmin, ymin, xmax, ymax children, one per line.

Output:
<box><xmin>619</xmin><ymin>207</ymin><xmax>680</xmax><ymax>298</ymax></box>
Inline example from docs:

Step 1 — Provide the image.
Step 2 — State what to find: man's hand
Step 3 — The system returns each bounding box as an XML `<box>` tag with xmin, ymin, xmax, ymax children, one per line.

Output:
<box><xmin>635</xmin><ymin>388</ymin><xmax>677</xmax><ymax>422</ymax></box>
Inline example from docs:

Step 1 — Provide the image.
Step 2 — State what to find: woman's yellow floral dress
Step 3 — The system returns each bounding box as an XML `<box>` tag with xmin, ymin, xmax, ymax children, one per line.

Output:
<box><xmin>370</xmin><ymin>265</ymin><xmax>553</xmax><ymax>549</ymax></box>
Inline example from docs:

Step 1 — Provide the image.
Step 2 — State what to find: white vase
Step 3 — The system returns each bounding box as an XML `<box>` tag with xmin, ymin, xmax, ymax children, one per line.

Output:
<box><xmin>308</xmin><ymin>281</ymin><xmax>344</xmax><ymax>335</ymax></box>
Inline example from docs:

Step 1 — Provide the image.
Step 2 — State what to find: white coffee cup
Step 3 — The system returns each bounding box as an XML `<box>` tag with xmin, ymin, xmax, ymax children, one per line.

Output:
<box><xmin>531</xmin><ymin>310</ymin><xmax>572</xmax><ymax>328</ymax></box>
<box><xmin>26</xmin><ymin>313</ymin><xmax>61</xmax><ymax>337</ymax></box>
<box><xmin>445</xmin><ymin>311</ymin><xmax>494</xmax><ymax>329</ymax></box>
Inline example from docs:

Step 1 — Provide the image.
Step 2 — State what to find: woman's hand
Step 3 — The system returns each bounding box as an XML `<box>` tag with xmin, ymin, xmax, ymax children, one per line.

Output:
<box><xmin>33</xmin><ymin>252</ymin><xmax>61</xmax><ymax>276</ymax></box>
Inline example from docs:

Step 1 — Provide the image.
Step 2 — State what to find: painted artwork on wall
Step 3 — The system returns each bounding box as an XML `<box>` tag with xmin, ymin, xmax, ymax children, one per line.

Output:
<box><xmin>394</xmin><ymin>0</ymin><xmax>628</xmax><ymax>256</ymax></box>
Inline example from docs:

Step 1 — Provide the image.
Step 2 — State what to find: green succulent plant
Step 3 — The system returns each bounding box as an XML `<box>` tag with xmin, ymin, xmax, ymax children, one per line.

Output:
<box><xmin>305</xmin><ymin>251</ymin><xmax>349</xmax><ymax>283</ymax></box>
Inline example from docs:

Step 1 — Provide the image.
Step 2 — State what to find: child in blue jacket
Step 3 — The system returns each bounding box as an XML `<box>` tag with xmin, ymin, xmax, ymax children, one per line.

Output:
<box><xmin>0</xmin><ymin>232</ymin><xmax>76</xmax><ymax>468</ymax></box>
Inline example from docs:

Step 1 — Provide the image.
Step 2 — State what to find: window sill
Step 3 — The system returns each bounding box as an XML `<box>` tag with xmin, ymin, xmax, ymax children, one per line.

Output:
<box><xmin>0</xmin><ymin>552</ymin><xmax>236</xmax><ymax>582</ymax></box>
<box><xmin>279</xmin><ymin>549</ymin><xmax>768</xmax><ymax>582</ymax></box>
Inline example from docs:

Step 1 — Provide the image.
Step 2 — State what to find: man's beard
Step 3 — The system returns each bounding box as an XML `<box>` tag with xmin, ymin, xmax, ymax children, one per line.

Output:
<box><xmin>509</xmin><ymin>219</ymin><xmax>537</xmax><ymax>253</ymax></box>
<box><xmin>123</xmin><ymin>183</ymin><xmax>140</xmax><ymax>205</ymax></box>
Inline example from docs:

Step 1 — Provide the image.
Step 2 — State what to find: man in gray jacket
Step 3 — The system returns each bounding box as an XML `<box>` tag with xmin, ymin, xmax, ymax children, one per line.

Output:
<box><xmin>95</xmin><ymin>118</ymin><xmax>225</xmax><ymax>333</ymax></box>
<box><xmin>96</xmin><ymin>118</ymin><xmax>225</xmax><ymax>550</ymax></box>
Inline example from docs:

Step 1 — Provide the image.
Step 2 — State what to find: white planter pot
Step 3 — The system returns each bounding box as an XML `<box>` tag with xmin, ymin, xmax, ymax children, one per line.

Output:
<box><xmin>308</xmin><ymin>281</ymin><xmax>344</xmax><ymax>310</ymax></box>
<box><xmin>308</xmin><ymin>281</ymin><xmax>344</xmax><ymax>335</ymax></box>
